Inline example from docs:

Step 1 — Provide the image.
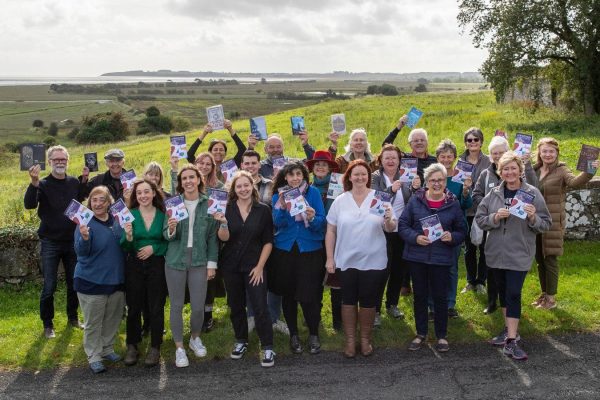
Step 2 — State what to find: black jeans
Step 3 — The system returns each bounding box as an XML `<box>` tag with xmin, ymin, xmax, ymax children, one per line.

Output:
<box><xmin>40</xmin><ymin>238</ymin><xmax>79</xmax><ymax>328</ymax></box>
<box><xmin>125</xmin><ymin>254</ymin><xmax>167</xmax><ymax>348</ymax></box>
<box><xmin>464</xmin><ymin>216</ymin><xmax>487</xmax><ymax>286</ymax></box>
<box><xmin>375</xmin><ymin>233</ymin><xmax>407</xmax><ymax>312</ymax></box>
<box><xmin>223</xmin><ymin>268</ymin><xmax>273</xmax><ymax>348</ymax></box>
<box><xmin>409</xmin><ymin>261</ymin><xmax>449</xmax><ymax>339</ymax></box>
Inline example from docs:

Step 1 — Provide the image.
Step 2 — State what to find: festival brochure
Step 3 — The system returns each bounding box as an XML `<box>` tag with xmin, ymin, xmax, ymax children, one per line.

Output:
<box><xmin>282</xmin><ymin>187</ymin><xmax>309</xmax><ymax>217</ymax></box>
<box><xmin>495</xmin><ymin>129</ymin><xmax>508</xmax><ymax>139</ymax></box>
<box><xmin>19</xmin><ymin>143</ymin><xmax>46</xmax><ymax>171</ymax></box>
<box><xmin>406</xmin><ymin>107</ymin><xmax>423</xmax><ymax>128</ymax></box>
<box><xmin>206</xmin><ymin>104</ymin><xmax>225</xmax><ymax>130</ymax></box>
<box><xmin>419</xmin><ymin>214</ymin><xmax>444</xmax><ymax>242</ymax></box>
<box><xmin>513</xmin><ymin>133</ymin><xmax>533</xmax><ymax>156</ymax></box>
<box><xmin>272</xmin><ymin>156</ymin><xmax>286</xmax><ymax>177</ymax></box>
<box><xmin>452</xmin><ymin>160</ymin><xmax>475</xmax><ymax>184</ymax></box>
<box><xmin>508</xmin><ymin>189</ymin><xmax>535</xmax><ymax>220</ymax></box>
<box><xmin>84</xmin><ymin>152</ymin><xmax>98</xmax><ymax>172</ymax></box>
<box><xmin>220</xmin><ymin>159</ymin><xmax>239</xmax><ymax>184</ymax></box>
<box><xmin>109</xmin><ymin>199</ymin><xmax>135</xmax><ymax>227</ymax></box>
<box><xmin>170</xmin><ymin>135</ymin><xmax>187</xmax><ymax>159</ymax></box>
<box><xmin>164</xmin><ymin>196</ymin><xmax>189</xmax><ymax>222</ymax></box>
<box><xmin>290</xmin><ymin>116</ymin><xmax>305</xmax><ymax>135</ymax></box>
<box><xmin>249</xmin><ymin>116</ymin><xmax>268</xmax><ymax>140</ymax></box>
<box><xmin>369</xmin><ymin>190</ymin><xmax>393</xmax><ymax>217</ymax></box>
<box><xmin>326</xmin><ymin>172</ymin><xmax>344</xmax><ymax>200</ymax></box>
<box><xmin>119</xmin><ymin>170</ymin><xmax>137</xmax><ymax>191</ymax></box>
<box><xmin>207</xmin><ymin>188</ymin><xmax>228</xmax><ymax>215</ymax></box>
<box><xmin>64</xmin><ymin>199</ymin><xmax>93</xmax><ymax>226</ymax></box>
<box><xmin>330</xmin><ymin>114</ymin><xmax>346</xmax><ymax>134</ymax></box>
<box><xmin>576</xmin><ymin>144</ymin><xmax>600</xmax><ymax>174</ymax></box>
<box><xmin>399</xmin><ymin>158</ymin><xmax>418</xmax><ymax>183</ymax></box>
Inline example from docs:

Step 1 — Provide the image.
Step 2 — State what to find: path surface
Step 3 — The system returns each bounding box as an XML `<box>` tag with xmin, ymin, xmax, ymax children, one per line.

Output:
<box><xmin>1</xmin><ymin>332</ymin><xmax>599</xmax><ymax>399</ymax></box>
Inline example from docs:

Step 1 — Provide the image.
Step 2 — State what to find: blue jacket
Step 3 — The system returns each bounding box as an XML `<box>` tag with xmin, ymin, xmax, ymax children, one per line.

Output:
<box><xmin>398</xmin><ymin>188</ymin><xmax>467</xmax><ymax>266</ymax></box>
<box><xmin>74</xmin><ymin>215</ymin><xmax>125</xmax><ymax>286</ymax></box>
<box><xmin>272</xmin><ymin>185</ymin><xmax>326</xmax><ymax>252</ymax></box>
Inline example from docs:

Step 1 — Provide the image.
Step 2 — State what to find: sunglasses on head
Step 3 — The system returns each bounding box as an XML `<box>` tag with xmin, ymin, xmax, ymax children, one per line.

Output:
<box><xmin>466</xmin><ymin>138</ymin><xmax>480</xmax><ymax>143</ymax></box>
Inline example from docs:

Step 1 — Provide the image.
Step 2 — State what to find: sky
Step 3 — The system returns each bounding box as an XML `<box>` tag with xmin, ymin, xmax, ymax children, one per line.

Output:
<box><xmin>0</xmin><ymin>0</ymin><xmax>487</xmax><ymax>77</ymax></box>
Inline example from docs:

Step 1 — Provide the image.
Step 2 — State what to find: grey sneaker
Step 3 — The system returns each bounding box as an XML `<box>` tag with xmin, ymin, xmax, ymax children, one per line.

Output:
<box><xmin>461</xmin><ymin>283</ymin><xmax>475</xmax><ymax>294</ymax></box>
<box><xmin>503</xmin><ymin>340</ymin><xmax>528</xmax><ymax>360</ymax></box>
<box><xmin>373</xmin><ymin>313</ymin><xmax>382</xmax><ymax>327</ymax></box>
<box><xmin>490</xmin><ymin>327</ymin><xmax>521</xmax><ymax>346</ymax></box>
<box><xmin>44</xmin><ymin>327</ymin><xmax>56</xmax><ymax>339</ymax></box>
<box><xmin>386</xmin><ymin>305</ymin><xmax>405</xmax><ymax>319</ymax></box>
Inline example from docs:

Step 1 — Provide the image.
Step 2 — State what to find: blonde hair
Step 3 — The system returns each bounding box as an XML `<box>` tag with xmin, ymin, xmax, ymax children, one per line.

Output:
<box><xmin>143</xmin><ymin>161</ymin><xmax>164</xmax><ymax>188</ymax></box>
<box><xmin>344</xmin><ymin>128</ymin><xmax>372</xmax><ymax>153</ymax></box>
<box><xmin>535</xmin><ymin>137</ymin><xmax>560</xmax><ymax>168</ymax></box>
<box><xmin>498</xmin><ymin>151</ymin><xmax>524</xmax><ymax>174</ymax></box>
<box><xmin>86</xmin><ymin>186</ymin><xmax>114</xmax><ymax>209</ymax></box>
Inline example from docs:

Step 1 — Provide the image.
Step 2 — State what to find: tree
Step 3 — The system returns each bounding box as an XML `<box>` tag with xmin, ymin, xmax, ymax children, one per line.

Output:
<box><xmin>415</xmin><ymin>84</ymin><xmax>428</xmax><ymax>93</ymax></box>
<box><xmin>145</xmin><ymin>106</ymin><xmax>160</xmax><ymax>117</ymax></box>
<box><xmin>76</xmin><ymin>112</ymin><xmax>130</xmax><ymax>144</ymax></box>
<box><xmin>47</xmin><ymin>122</ymin><xmax>58</xmax><ymax>136</ymax></box>
<box><xmin>32</xmin><ymin>120</ymin><xmax>44</xmax><ymax>128</ymax></box>
<box><xmin>458</xmin><ymin>0</ymin><xmax>600</xmax><ymax>115</ymax></box>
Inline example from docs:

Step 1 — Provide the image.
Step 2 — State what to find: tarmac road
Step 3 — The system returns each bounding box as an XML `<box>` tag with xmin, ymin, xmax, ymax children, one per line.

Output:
<box><xmin>1</xmin><ymin>332</ymin><xmax>599</xmax><ymax>400</ymax></box>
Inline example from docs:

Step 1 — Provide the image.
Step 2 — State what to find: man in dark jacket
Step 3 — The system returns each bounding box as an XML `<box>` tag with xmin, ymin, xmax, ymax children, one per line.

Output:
<box><xmin>81</xmin><ymin>148</ymin><xmax>126</xmax><ymax>200</ymax></box>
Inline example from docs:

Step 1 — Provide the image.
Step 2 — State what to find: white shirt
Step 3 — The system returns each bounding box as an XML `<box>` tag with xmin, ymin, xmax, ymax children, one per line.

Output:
<box><xmin>383</xmin><ymin>174</ymin><xmax>405</xmax><ymax>232</ymax></box>
<box><xmin>184</xmin><ymin>198</ymin><xmax>199</xmax><ymax>248</ymax></box>
<box><xmin>326</xmin><ymin>190</ymin><xmax>388</xmax><ymax>271</ymax></box>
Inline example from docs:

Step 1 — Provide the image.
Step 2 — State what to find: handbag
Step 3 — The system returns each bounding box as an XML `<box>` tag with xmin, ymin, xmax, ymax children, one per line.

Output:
<box><xmin>470</xmin><ymin>218</ymin><xmax>484</xmax><ymax>246</ymax></box>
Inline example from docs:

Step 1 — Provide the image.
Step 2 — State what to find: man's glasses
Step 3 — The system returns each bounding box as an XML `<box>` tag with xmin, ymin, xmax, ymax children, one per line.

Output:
<box><xmin>466</xmin><ymin>138</ymin><xmax>480</xmax><ymax>143</ymax></box>
<box><xmin>50</xmin><ymin>158</ymin><xmax>67</xmax><ymax>163</ymax></box>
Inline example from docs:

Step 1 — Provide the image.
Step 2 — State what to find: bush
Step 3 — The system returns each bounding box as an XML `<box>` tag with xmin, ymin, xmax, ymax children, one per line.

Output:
<box><xmin>415</xmin><ymin>83</ymin><xmax>428</xmax><ymax>93</ymax></box>
<box><xmin>42</xmin><ymin>136</ymin><xmax>56</xmax><ymax>146</ymax></box>
<box><xmin>67</xmin><ymin>127</ymin><xmax>79</xmax><ymax>139</ymax></box>
<box><xmin>75</xmin><ymin>112</ymin><xmax>130</xmax><ymax>144</ymax></box>
<box><xmin>32</xmin><ymin>120</ymin><xmax>44</xmax><ymax>128</ymax></box>
<box><xmin>145</xmin><ymin>106</ymin><xmax>160</xmax><ymax>117</ymax></box>
<box><xmin>172</xmin><ymin>116</ymin><xmax>192</xmax><ymax>132</ymax></box>
<box><xmin>137</xmin><ymin>115</ymin><xmax>173</xmax><ymax>135</ymax></box>
<box><xmin>47</xmin><ymin>122</ymin><xmax>59</xmax><ymax>136</ymax></box>
<box><xmin>366</xmin><ymin>84</ymin><xmax>398</xmax><ymax>96</ymax></box>
<box><xmin>4</xmin><ymin>142</ymin><xmax>19</xmax><ymax>153</ymax></box>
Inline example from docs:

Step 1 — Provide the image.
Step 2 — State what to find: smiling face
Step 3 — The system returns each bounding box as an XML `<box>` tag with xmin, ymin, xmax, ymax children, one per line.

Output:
<box><xmin>381</xmin><ymin>150</ymin><xmax>400</xmax><ymax>173</ymax></box>
<box><xmin>285</xmin><ymin>168</ymin><xmax>303</xmax><ymax>188</ymax></box>
<box><xmin>500</xmin><ymin>161</ymin><xmax>521</xmax><ymax>186</ymax></box>
<box><xmin>410</xmin><ymin>132</ymin><xmax>428</xmax><ymax>155</ymax></box>
<box><xmin>465</xmin><ymin>134</ymin><xmax>482</xmax><ymax>153</ymax></box>
<box><xmin>195</xmin><ymin>156</ymin><xmax>214</xmax><ymax>177</ymax></box>
<box><xmin>539</xmin><ymin>144</ymin><xmax>558</xmax><ymax>166</ymax></box>
<box><xmin>350</xmin><ymin>132</ymin><xmax>367</xmax><ymax>154</ymax></box>
<box><xmin>234</xmin><ymin>175</ymin><xmax>254</xmax><ymax>201</ymax></box>
<box><xmin>242</xmin><ymin>155</ymin><xmax>260</xmax><ymax>178</ymax></box>
<box><xmin>48</xmin><ymin>149</ymin><xmax>68</xmax><ymax>175</ymax></box>
<box><xmin>437</xmin><ymin>150</ymin><xmax>456</xmax><ymax>170</ymax></box>
<box><xmin>312</xmin><ymin>161</ymin><xmax>330</xmax><ymax>179</ymax></box>
<box><xmin>265</xmin><ymin>137</ymin><xmax>284</xmax><ymax>158</ymax></box>
<box><xmin>106</xmin><ymin>157</ymin><xmax>124</xmax><ymax>178</ymax></box>
<box><xmin>135</xmin><ymin>182</ymin><xmax>155</xmax><ymax>208</ymax></box>
<box><xmin>489</xmin><ymin>146</ymin><xmax>507</xmax><ymax>165</ymax></box>
<box><xmin>180</xmin><ymin>169</ymin><xmax>200</xmax><ymax>195</ymax></box>
<box><xmin>210</xmin><ymin>143</ymin><xmax>226</xmax><ymax>163</ymax></box>
<box><xmin>426</xmin><ymin>171</ymin><xmax>447</xmax><ymax>198</ymax></box>
<box><xmin>349</xmin><ymin>165</ymin><xmax>369</xmax><ymax>190</ymax></box>
<box><xmin>144</xmin><ymin>171</ymin><xmax>160</xmax><ymax>187</ymax></box>
<box><xmin>90</xmin><ymin>193</ymin><xmax>109</xmax><ymax>218</ymax></box>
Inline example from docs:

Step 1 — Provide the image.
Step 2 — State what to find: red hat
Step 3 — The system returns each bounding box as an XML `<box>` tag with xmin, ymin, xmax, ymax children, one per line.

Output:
<box><xmin>305</xmin><ymin>150</ymin><xmax>339</xmax><ymax>173</ymax></box>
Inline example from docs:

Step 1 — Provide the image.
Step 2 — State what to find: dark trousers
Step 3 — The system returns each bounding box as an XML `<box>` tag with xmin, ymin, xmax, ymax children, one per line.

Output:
<box><xmin>330</xmin><ymin>288</ymin><xmax>342</xmax><ymax>327</ymax></box>
<box><xmin>375</xmin><ymin>233</ymin><xmax>407</xmax><ymax>312</ymax></box>
<box><xmin>340</xmin><ymin>268</ymin><xmax>387</xmax><ymax>308</ymax></box>
<box><xmin>409</xmin><ymin>261</ymin><xmax>449</xmax><ymax>339</ymax></box>
<box><xmin>125</xmin><ymin>254</ymin><xmax>167</xmax><ymax>348</ymax></box>
<box><xmin>493</xmin><ymin>268</ymin><xmax>527</xmax><ymax>319</ymax></box>
<box><xmin>223</xmin><ymin>269</ymin><xmax>273</xmax><ymax>348</ymax></box>
<box><xmin>535</xmin><ymin>235</ymin><xmax>559</xmax><ymax>295</ymax></box>
<box><xmin>40</xmin><ymin>238</ymin><xmax>79</xmax><ymax>328</ymax></box>
<box><xmin>283</xmin><ymin>298</ymin><xmax>321</xmax><ymax>336</ymax></box>
<box><xmin>464</xmin><ymin>216</ymin><xmax>488</xmax><ymax>286</ymax></box>
<box><xmin>487</xmin><ymin>267</ymin><xmax>499</xmax><ymax>308</ymax></box>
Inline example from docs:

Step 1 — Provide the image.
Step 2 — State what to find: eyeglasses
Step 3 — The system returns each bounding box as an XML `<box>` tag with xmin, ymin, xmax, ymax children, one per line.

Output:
<box><xmin>427</xmin><ymin>178</ymin><xmax>445</xmax><ymax>184</ymax></box>
<box><xmin>466</xmin><ymin>138</ymin><xmax>480</xmax><ymax>143</ymax></box>
<box><xmin>50</xmin><ymin>158</ymin><xmax>67</xmax><ymax>163</ymax></box>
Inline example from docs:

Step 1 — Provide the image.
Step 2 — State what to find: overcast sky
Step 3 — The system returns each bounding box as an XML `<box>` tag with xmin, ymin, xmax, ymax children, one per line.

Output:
<box><xmin>0</xmin><ymin>0</ymin><xmax>486</xmax><ymax>76</ymax></box>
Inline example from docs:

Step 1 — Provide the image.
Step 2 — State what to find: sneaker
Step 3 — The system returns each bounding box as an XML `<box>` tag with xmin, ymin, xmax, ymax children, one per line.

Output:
<box><xmin>448</xmin><ymin>308</ymin><xmax>459</xmax><ymax>319</ymax></box>
<box><xmin>175</xmin><ymin>348</ymin><xmax>189</xmax><ymax>368</ymax></box>
<box><xmin>490</xmin><ymin>327</ymin><xmax>521</xmax><ymax>346</ymax></box>
<box><xmin>102</xmin><ymin>352</ymin><xmax>121</xmax><ymax>363</ymax></box>
<box><xmin>386</xmin><ymin>305</ymin><xmax>405</xmax><ymax>319</ymax></box>
<box><xmin>308</xmin><ymin>335</ymin><xmax>321</xmax><ymax>355</ymax></box>
<box><xmin>537</xmin><ymin>298</ymin><xmax>557</xmax><ymax>310</ymax></box>
<box><xmin>144</xmin><ymin>347</ymin><xmax>160</xmax><ymax>367</ymax></box>
<box><xmin>89</xmin><ymin>361</ymin><xmax>106</xmax><ymax>374</ymax></box>
<box><xmin>289</xmin><ymin>335</ymin><xmax>303</xmax><ymax>354</ymax></box>
<box><xmin>201</xmin><ymin>318</ymin><xmax>214</xmax><ymax>333</ymax></box>
<box><xmin>460</xmin><ymin>283</ymin><xmax>475</xmax><ymax>294</ymax></box>
<box><xmin>230</xmin><ymin>342</ymin><xmax>248</xmax><ymax>360</ymax></box>
<box><xmin>483</xmin><ymin>304</ymin><xmax>497</xmax><ymax>315</ymax></box>
<box><xmin>531</xmin><ymin>293</ymin><xmax>546</xmax><ymax>306</ymax></box>
<box><xmin>261</xmin><ymin>349</ymin><xmax>275</xmax><ymax>368</ymax></box>
<box><xmin>189</xmin><ymin>336</ymin><xmax>207</xmax><ymax>358</ymax></box>
<box><xmin>124</xmin><ymin>344</ymin><xmax>138</xmax><ymax>366</ymax></box>
<box><xmin>408</xmin><ymin>335</ymin><xmax>425</xmax><ymax>351</ymax></box>
<box><xmin>435</xmin><ymin>339</ymin><xmax>450</xmax><ymax>353</ymax></box>
<box><xmin>247</xmin><ymin>317</ymin><xmax>255</xmax><ymax>333</ymax></box>
<box><xmin>373</xmin><ymin>313</ymin><xmax>382</xmax><ymax>327</ymax></box>
<box><xmin>44</xmin><ymin>327</ymin><xmax>56</xmax><ymax>339</ymax></box>
<box><xmin>503</xmin><ymin>339</ymin><xmax>528</xmax><ymax>361</ymax></box>
<box><xmin>68</xmin><ymin>319</ymin><xmax>84</xmax><ymax>329</ymax></box>
<box><xmin>272</xmin><ymin>320</ymin><xmax>290</xmax><ymax>335</ymax></box>
<box><xmin>475</xmin><ymin>284</ymin><xmax>487</xmax><ymax>295</ymax></box>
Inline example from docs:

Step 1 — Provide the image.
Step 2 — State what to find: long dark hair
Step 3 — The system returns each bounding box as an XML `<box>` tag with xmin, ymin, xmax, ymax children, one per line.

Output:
<box><xmin>176</xmin><ymin>164</ymin><xmax>205</xmax><ymax>195</ymax></box>
<box><xmin>272</xmin><ymin>160</ymin><xmax>310</xmax><ymax>193</ymax></box>
<box><xmin>129</xmin><ymin>179</ymin><xmax>166</xmax><ymax>213</ymax></box>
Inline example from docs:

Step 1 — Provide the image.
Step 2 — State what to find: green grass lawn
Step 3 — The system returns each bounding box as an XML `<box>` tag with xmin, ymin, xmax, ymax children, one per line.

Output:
<box><xmin>0</xmin><ymin>241</ymin><xmax>598</xmax><ymax>371</ymax></box>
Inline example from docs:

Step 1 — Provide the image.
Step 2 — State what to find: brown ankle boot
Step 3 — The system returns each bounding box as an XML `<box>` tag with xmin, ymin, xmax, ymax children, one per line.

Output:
<box><xmin>341</xmin><ymin>305</ymin><xmax>357</xmax><ymax>358</ymax></box>
<box><xmin>359</xmin><ymin>307</ymin><xmax>376</xmax><ymax>356</ymax></box>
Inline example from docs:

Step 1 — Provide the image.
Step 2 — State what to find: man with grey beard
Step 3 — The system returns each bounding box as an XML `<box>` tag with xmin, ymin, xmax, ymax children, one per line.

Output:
<box><xmin>24</xmin><ymin>145</ymin><xmax>85</xmax><ymax>339</ymax></box>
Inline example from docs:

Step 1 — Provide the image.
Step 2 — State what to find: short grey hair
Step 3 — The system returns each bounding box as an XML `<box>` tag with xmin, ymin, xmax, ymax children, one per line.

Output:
<box><xmin>488</xmin><ymin>136</ymin><xmax>509</xmax><ymax>153</ymax></box>
<box><xmin>435</xmin><ymin>139</ymin><xmax>457</xmax><ymax>158</ymax></box>
<box><xmin>423</xmin><ymin>162</ymin><xmax>447</xmax><ymax>183</ymax></box>
<box><xmin>47</xmin><ymin>145</ymin><xmax>69</xmax><ymax>161</ymax></box>
<box><xmin>408</xmin><ymin>128</ymin><xmax>428</xmax><ymax>143</ymax></box>
<box><xmin>344</xmin><ymin>128</ymin><xmax>372</xmax><ymax>153</ymax></box>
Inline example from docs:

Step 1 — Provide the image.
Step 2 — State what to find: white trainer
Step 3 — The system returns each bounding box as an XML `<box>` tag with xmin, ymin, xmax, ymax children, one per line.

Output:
<box><xmin>189</xmin><ymin>336</ymin><xmax>207</xmax><ymax>358</ymax></box>
<box><xmin>175</xmin><ymin>348</ymin><xmax>189</xmax><ymax>368</ymax></box>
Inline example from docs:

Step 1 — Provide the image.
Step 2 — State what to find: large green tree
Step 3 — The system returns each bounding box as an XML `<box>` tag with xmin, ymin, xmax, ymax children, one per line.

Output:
<box><xmin>458</xmin><ymin>0</ymin><xmax>600</xmax><ymax>115</ymax></box>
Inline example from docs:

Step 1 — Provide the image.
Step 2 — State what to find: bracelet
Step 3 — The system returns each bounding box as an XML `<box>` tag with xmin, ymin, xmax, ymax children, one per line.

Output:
<box><xmin>219</xmin><ymin>223</ymin><xmax>228</xmax><ymax>229</ymax></box>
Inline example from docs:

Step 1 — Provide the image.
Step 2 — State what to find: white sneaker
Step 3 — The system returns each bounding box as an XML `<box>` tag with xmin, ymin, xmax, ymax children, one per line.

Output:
<box><xmin>247</xmin><ymin>316</ymin><xmax>255</xmax><ymax>333</ymax></box>
<box><xmin>461</xmin><ymin>283</ymin><xmax>475</xmax><ymax>294</ymax></box>
<box><xmin>189</xmin><ymin>336</ymin><xmax>207</xmax><ymax>358</ymax></box>
<box><xmin>272</xmin><ymin>320</ymin><xmax>290</xmax><ymax>335</ymax></box>
<box><xmin>261</xmin><ymin>349</ymin><xmax>275</xmax><ymax>368</ymax></box>
<box><xmin>175</xmin><ymin>348</ymin><xmax>189</xmax><ymax>368</ymax></box>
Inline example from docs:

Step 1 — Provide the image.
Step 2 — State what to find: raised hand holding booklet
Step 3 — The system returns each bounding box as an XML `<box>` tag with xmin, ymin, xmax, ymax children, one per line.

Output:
<box><xmin>513</xmin><ymin>133</ymin><xmax>533</xmax><ymax>156</ymax></box>
<box><xmin>290</xmin><ymin>116</ymin><xmax>305</xmax><ymax>135</ymax></box>
<box><xmin>206</xmin><ymin>105</ymin><xmax>225</xmax><ymax>130</ymax></box>
<box><xmin>452</xmin><ymin>160</ymin><xmax>475</xmax><ymax>184</ymax></box>
<box><xmin>495</xmin><ymin>129</ymin><xmax>508</xmax><ymax>139</ymax></box>
<box><xmin>509</xmin><ymin>189</ymin><xmax>535</xmax><ymax>220</ymax></box>
<box><xmin>170</xmin><ymin>136</ymin><xmax>187</xmax><ymax>159</ymax></box>
<box><xmin>109</xmin><ymin>199</ymin><xmax>135</xmax><ymax>227</ymax></box>
<box><xmin>326</xmin><ymin>172</ymin><xmax>344</xmax><ymax>200</ymax></box>
<box><xmin>576</xmin><ymin>144</ymin><xmax>600</xmax><ymax>174</ymax></box>
<box><xmin>164</xmin><ymin>196</ymin><xmax>189</xmax><ymax>221</ymax></box>
<box><xmin>119</xmin><ymin>170</ymin><xmax>137</xmax><ymax>191</ymax></box>
<box><xmin>420</xmin><ymin>214</ymin><xmax>444</xmax><ymax>242</ymax></box>
<box><xmin>207</xmin><ymin>188</ymin><xmax>228</xmax><ymax>215</ymax></box>
<box><xmin>406</xmin><ymin>107</ymin><xmax>423</xmax><ymax>128</ymax></box>
<box><xmin>369</xmin><ymin>190</ymin><xmax>393</xmax><ymax>217</ymax></box>
<box><xmin>249</xmin><ymin>116</ymin><xmax>268</xmax><ymax>140</ymax></box>
<box><xmin>20</xmin><ymin>143</ymin><xmax>46</xmax><ymax>171</ymax></box>
<box><xmin>84</xmin><ymin>152</ymin><xmax>98</xmax><ymax>172</ymax></box>
<box><xmin>399</xmin><ymin>158</ymin><xmax>418</xmax><ymax>183</ymax></box>
<box><xmin>331</xmin><ymin>114</ymin><xmax>346</xmax><ymax>134</ymax></box>
<box><xmin>272</xmin><ymin>156</ymin><xmax>286</xmax><ymax>177</ymax></box>
<box><xmin>282</xmin><ymin>187</ymin><xmax>309</xmax><ymax>217</ymax></box>
<box><xmin>64</xmin><ymin>199</ymin><xmax>93</xmax><ymax>226</ymax></box>
<box><xmin>220</xmin><ymin>159</ymin><xmax>239</xmax><ymax>184</ymax></box>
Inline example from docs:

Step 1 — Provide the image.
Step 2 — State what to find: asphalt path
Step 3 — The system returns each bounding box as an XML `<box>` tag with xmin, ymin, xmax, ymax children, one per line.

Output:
<box><xmin>1</xmin><ymin>332</ymin><xmax>599</xmax><ymax>399</ymax></box>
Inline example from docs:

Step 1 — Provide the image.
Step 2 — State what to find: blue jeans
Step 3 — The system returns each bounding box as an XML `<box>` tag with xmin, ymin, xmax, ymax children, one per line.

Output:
<box><xmin>428</xmin><ymin>245</ymin><xmax>461</xmax><ymax>310</ymax></box>
<box><xmin>247</xmin><ymin>291</ymin><xmax>282</xmax><ymax>323</ymax></box>
<box><xmin>40</xmin><ymin>238</ymin><xmax>79</xmax><ymax>328</ymax></box>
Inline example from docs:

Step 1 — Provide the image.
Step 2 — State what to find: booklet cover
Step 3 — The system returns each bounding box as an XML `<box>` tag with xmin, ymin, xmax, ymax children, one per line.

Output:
<box><xmin>419</xmin><ymin>214</ymin><xmax>444</xmax><ymax>242</ymax></box>
<box><xmin>119</xmin><ymin>170</ymin><xmax>137</xmax><ymax>191</ymax></box>
<box><xmin>495</xmin><ymin>129</ymin><xmax>508</xmax><ymax>139</ymax></box>
<box><xmin>576</xmin><ymin>144</ymin><xmax>600</xmax><ymax>174</ymax></box>
<box><xmin>272</xmin><ymin>156</ymin><xmax>286</xmax><ymax>177</ymax></box>
<box><xmin>326</xmin><ymin>172</ymin><xmax>344</xmax><ymax>199</ymax></box>
<box><xmin>509</xmin><ymin>189</ymin><xmax>535</xmax><ymax>220</ymax></box>
<box><xmin>64</xmin><ymin>199</ymin><xmax>93</xmax><ymax>226</ymax></box>
<box><xmin>220</xmin><ymin>159</ymin><xmax>239</xmax><ymax>184</ymax></box>
<box><xmin>109</xmin><ymin>198</ymin><xmax>135</xmax><ymax>227</ymax></box>
<box><xmin>84</xmin><ymin>152</ymin><xmax>98</xmax><ymax>172</ymax></box>
<box><xmin>369</xmin><ymin>190</ymin><xmax>393</xmax><ymax>217</ymax></box>
<box><xmin>206</xmin><ymin>104</ymin><xmax>225</xmax><ymax>130</ymax></box>
<box><xmin>399</xmin><ymin>158</ymin><xmax>418</xmax><ymax>183</ymax></box>
<box><xmin>19</xmin><ymin>143</ymin><xmax>46</xmax><ymax>171</ymax></box>
<box><xmin>290</xmin><ymin>116</ymin><xmax>305</xmax><ymax>135</ymax></box>
<box><xmin>207</xmin><ymin>188</ymin><xmax>228</xmax><ymax>215</ymax></box>
<box><xmin>170</xmin><ymin>135</ymin><xmax>187</xmax><ymax>159</ymax></box>
<box><xmin>331</xmin><ymin>114</ymin><xmax>346</xmax><ymax>134</ymax></box>
<box><xmin>164</xmin><ymin>196</ymin><xmax>189</xmax><ymax>221</ymax></box>
<box><xmin>282</xmin><ymin>187</ymin><xmax>309</xmax><ymax>217</ymax></box>
<box><xmin>452</xmin><ymin>160</ymin><xmax>475</xmax><ymax>184</ymax></box>
<box><xmin>249</xmin><ymin>116</ymin><xmax>268</xmax><ymax>141</ymax></box>
<box><xmin>513</xmin><ymin>133</ymin><xmax>533</xmax><ymax>156</ymax></box>
<box><xmin>406</xmin><ymin>107</ymin><xmax>423</xmax><ymax>128</ymax></box>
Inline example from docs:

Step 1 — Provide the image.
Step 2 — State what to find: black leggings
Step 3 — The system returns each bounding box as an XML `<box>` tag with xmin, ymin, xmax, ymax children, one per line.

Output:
<box><xmin>340</xmin><ymin>268</ymin><xmax>387</xmax><ymax>308</ymax></box>
<box><xmin>493</xmin><ymin>268</ymin><xmax>527</xmax><ymax>319</ymax></box>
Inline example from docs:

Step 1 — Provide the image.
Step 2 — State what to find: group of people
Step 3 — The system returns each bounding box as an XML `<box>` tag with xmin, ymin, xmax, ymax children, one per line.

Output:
<box><xmin>24</xmin><ymin>117</ymin><xmax>598</xmax><ymax>372</ymax></box>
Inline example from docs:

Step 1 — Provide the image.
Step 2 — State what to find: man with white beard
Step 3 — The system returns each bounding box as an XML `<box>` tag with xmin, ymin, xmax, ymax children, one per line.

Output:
<box><xmin>24</xmin><ymin>145</ymin><xmax>85</xmax><ymax>339</ymax></box>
